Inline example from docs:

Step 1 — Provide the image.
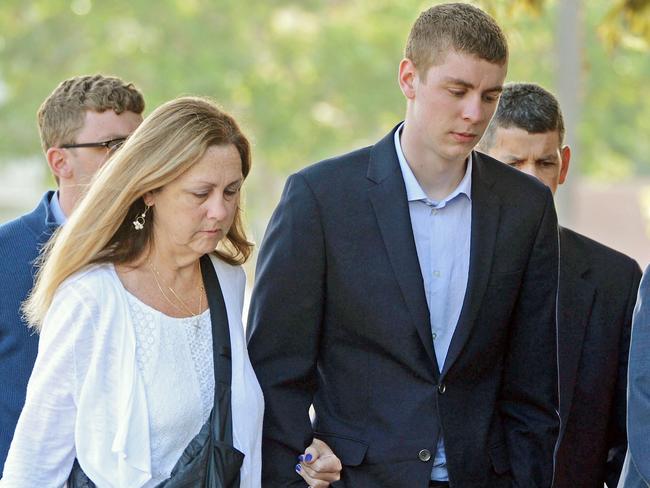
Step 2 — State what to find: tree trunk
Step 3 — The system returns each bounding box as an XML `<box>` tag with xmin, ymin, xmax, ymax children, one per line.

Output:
<box><xmin>555</xmin><ymin>0</ymin><xmax>583</xmax><ymax>227</ymax></box>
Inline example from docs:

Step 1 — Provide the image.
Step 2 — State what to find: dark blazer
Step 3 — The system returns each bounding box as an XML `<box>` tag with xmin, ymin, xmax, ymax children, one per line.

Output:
<box><xmin>247</xmin><ymin>128</ymin><xmax>560</xmax><ymax>488</ymax></box>
<box><xmin>554</xmin><ymin>227</ymin><xmax>641</xmax><ymax>488</ymax></box>
<box><xmin>0</xmin><ymin>191</ymin><xmax>58</xmax><ymax>474</ymax></box>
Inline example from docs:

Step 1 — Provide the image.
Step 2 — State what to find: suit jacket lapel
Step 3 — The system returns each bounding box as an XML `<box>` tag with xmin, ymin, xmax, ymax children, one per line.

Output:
<box><xmin>442</xmin><ymin>152</ymin><xmax>500</xmax><ymax>377</ymax></box>
<box><xmin>22</xmin><ymin>190</ymin><xmax>59</xmax><ymax>241</ymax></box>
<box><xmin>557</xmin><ymin>228</ymin><xmax>594</xmax><ymax>432</ymax></box>
<box><xmin>21</xmin><ymin>191</ymin><xmax>59</xmax><ymax>272</ymax></box>
<box><xmin>367</xmin><ymin>127</ymin><xmax>438</xmax><ymax>372</ymax></box>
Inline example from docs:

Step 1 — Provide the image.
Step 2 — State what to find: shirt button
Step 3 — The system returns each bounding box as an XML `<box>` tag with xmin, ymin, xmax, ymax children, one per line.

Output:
<box><xmin>438</xmin><ymin>383</ymin><xmax>446</xmax><ymax>394</ymax></box>
<box><xmin>432</xmin><ymin>332</ymin><xmax>437</xmax><ymax>340</ymax></box>
<box><xmin>433</xmin><ymin>270</ymin><xmax>441</xmax><ymax>278</ymax></box>
<box><xmin>418</xmin><ymin>449</ymin><xmax>432</xmax><ymax>462</ymax></box>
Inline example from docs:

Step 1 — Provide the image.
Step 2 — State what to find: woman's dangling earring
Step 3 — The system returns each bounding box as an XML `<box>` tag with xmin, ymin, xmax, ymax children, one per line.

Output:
<box><xmin>133</xmin><ymin>205</ymin><xmax>150</xmax><ymax>231</ymax></box>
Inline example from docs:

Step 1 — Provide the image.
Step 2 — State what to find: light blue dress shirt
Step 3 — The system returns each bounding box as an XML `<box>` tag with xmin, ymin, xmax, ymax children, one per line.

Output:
<box><xmin>49</xmin><ymin>191</ymin><xmax>67</xmax><ymax>225</ymax></box>
<box><xmin>394</xmin><ymin>124</ymin><xmax>472</xmax><ymax>481</ymax></box>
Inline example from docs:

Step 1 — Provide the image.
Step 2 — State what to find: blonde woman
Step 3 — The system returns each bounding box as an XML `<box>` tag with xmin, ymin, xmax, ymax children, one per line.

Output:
<box><xmin>1</xmin><ymin>97</ymin><xmax>340</xmax><ymax>487</ymax></box>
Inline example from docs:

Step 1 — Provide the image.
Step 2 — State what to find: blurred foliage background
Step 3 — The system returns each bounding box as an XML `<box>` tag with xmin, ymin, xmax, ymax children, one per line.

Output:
<box><xmin>0</xmin><ymin>0</ymin><xmax>649</xmax><ymax>242</ymax></box>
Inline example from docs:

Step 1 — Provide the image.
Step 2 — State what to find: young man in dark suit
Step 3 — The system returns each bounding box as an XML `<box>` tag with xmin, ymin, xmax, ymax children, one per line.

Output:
<box><xmin>479</xmin><ymin>82</ymin><xmax>642</xmax><ymax>488</ymax></box>
<box><xmin>0</xmin><ymin>75</ymin><xmax>144</xmax><ymax>473</ymax></box>
<box><xmin>248</xmin><ymin>4</ymin><xmax>560</xmax><ymax>487</ymax></box>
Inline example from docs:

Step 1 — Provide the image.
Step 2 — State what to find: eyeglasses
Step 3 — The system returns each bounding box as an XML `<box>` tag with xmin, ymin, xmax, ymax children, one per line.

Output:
<box><xmin>60</xmin><ymin>137</ymin><xmax>127</xmax><ymax>152</ymax></box>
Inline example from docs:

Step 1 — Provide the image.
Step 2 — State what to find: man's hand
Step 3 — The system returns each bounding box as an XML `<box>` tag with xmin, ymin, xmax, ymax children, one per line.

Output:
<box><xmin>295</xmin><ymin>438</ymin><xmax>343</xmax><ymax>487</ymax></box>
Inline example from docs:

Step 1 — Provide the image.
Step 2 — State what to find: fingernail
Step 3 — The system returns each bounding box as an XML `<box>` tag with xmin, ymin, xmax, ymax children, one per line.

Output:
<box><xmin>295</xmin><ymin>464</ymin><xmax>302</xmax><ymax>472</ymax></box>
<box><xmin>305</xmin><ymin>453</ymin><xmax>313</xmax><ymax>462</ymax></box>
<box><xmin>298</xmin><ymin>454</ymin><xmax>304</xmax><ymax>462</ymax></box>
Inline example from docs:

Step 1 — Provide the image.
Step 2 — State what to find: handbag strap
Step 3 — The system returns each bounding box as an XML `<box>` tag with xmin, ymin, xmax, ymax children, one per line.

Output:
<box><xmin>200</xmin><ymin>254</ymin><xmax>234</xmax><ymax>445</ymax></box>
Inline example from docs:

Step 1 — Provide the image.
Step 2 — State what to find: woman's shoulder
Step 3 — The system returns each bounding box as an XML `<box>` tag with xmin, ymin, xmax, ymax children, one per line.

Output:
<box><xmin>208</xmin><ymin>254</ymin><xmax>246</xmax><ymax>286</ymax></box>
<box><xmin>60</xmin><ymin>262</ymin><xmax>115</xmax><ymax>286</ymax></box>
<box><xmin>57</xmin><ymin>262</ymin><xmax>122</xmax><ymax>302</ymax></box>
<box><xmin>42</xmin><ymin>264</ymin><xmax>122</xmax><ymax>340</ymax></box>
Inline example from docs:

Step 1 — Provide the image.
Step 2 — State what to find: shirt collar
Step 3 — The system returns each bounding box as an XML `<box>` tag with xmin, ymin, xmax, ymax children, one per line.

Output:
<box><xmin>49</xmin><ymin>190</ymin><xmax>68</xmax><ymax>225</ymax></box>
<box><xmin>394</xmin><ymin>122</ymin><xmax>473</xmax><ymax>205</ymax></box>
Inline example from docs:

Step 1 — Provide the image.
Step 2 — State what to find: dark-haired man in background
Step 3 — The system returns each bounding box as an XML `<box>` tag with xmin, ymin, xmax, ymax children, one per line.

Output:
<box><xmin>479</xmin><ymin>82</ymin><xmax>641</xmax><ymax>488</ymax></box>
<box><xmin>248</xmin><ymin>4</ymin><xmax>560</xmax><ymax>487</ymax></box>
<box><xmin>0</xmin><ymin>74</ymin><xmax>144</xmax><ymax>472</ymax></box>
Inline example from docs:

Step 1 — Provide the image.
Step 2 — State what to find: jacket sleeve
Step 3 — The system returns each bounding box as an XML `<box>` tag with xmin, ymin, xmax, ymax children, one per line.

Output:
<box><xmin>500</xmin><ymin>188</ymin><xmax>560</xmax><ymax>488</ymax></box>
<box><xmin>605</xmin><ymin>260</ymin><xmax>642</xmax><ymax>488</ymax></box>
<box><xmin>247</xmin><ymin>173</ymin><xmax>326</xmax><ymax>487</ymax></box>
<box><xmin>623</xmin><ymin>265</ymin><xmax>650</xmax><ymax>485</ymax></box>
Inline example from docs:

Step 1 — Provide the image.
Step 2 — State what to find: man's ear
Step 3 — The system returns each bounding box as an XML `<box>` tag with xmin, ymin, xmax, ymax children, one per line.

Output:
<box><xmin>398</xmin><ymin>58</ymin><xmax>419</xmax><ymax>100</ymax></box>
<box><xmin>46</xmin><ymin>147</ymin><xmax>73</xmax><ymax>181</ymax></box>
<box><xmin>558</xmin><ymin>145</ymin><xmax>571</xmax><ymax>185</ymax></box>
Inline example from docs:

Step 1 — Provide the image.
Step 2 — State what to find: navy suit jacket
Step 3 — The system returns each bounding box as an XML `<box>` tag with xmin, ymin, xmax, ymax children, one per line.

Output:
<box><xmin>0</xmin><ymin>191</ymin><xmax>58</xmax><ymax>473</ymax></box>
<box><xmin>554</xmin><ymin>227</ymin><xmax>641</xmax><ymax>488</ymax></box>
<box><xmin>247</xmin><ymin>128</ymin><xmax>560</xmax><ymax>488</ymax></box>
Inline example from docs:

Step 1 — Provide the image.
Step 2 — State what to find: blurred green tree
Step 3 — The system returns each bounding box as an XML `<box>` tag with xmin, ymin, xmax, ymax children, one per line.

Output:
<box><xmin>0</xmin><ymin>0</ymin><xmax>648</xmax><ymax>231</ymax></box>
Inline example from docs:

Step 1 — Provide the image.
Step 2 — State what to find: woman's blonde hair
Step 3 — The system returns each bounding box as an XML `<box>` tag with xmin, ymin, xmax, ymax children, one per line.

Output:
<box><xmin>24</xmin><ymin>96</ymin><xmax>253</xmax><ymax>329</ymax></box>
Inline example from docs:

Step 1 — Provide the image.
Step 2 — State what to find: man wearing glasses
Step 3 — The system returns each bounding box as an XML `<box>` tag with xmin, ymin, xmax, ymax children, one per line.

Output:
<box><xmin>0</xmin><ymin>74</ymin><xmax>144</xmax><ymax>473</ymax></box>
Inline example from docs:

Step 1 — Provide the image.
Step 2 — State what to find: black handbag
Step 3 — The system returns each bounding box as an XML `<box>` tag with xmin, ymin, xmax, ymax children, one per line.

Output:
<box><xmin>68</xmin><ymin>254</ymin><xmax>244</xmax><ymax>487</ymax></box>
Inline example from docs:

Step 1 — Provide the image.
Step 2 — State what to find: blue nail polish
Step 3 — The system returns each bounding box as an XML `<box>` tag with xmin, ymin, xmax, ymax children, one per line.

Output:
<box><xmin>295</xmin><ymin>464</ymin><xmax>302</xmax><ymax>472</ymax></box>
<box><xmin>305</xmin><ymin>453</ymin><xmax>313</xmax><ymax>462</ymax></box>
<box><xmin>298</xmin><ymin>454</ymin><xmax>304</xmax><ymax>462</ymax></box>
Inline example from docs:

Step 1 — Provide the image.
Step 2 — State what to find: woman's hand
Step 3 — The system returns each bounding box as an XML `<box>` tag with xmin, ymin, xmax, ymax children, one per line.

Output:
<box><xmin>295</xmin><ymin>438</ymin><xmax>342</xmax><ymax>487</ymax></box>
